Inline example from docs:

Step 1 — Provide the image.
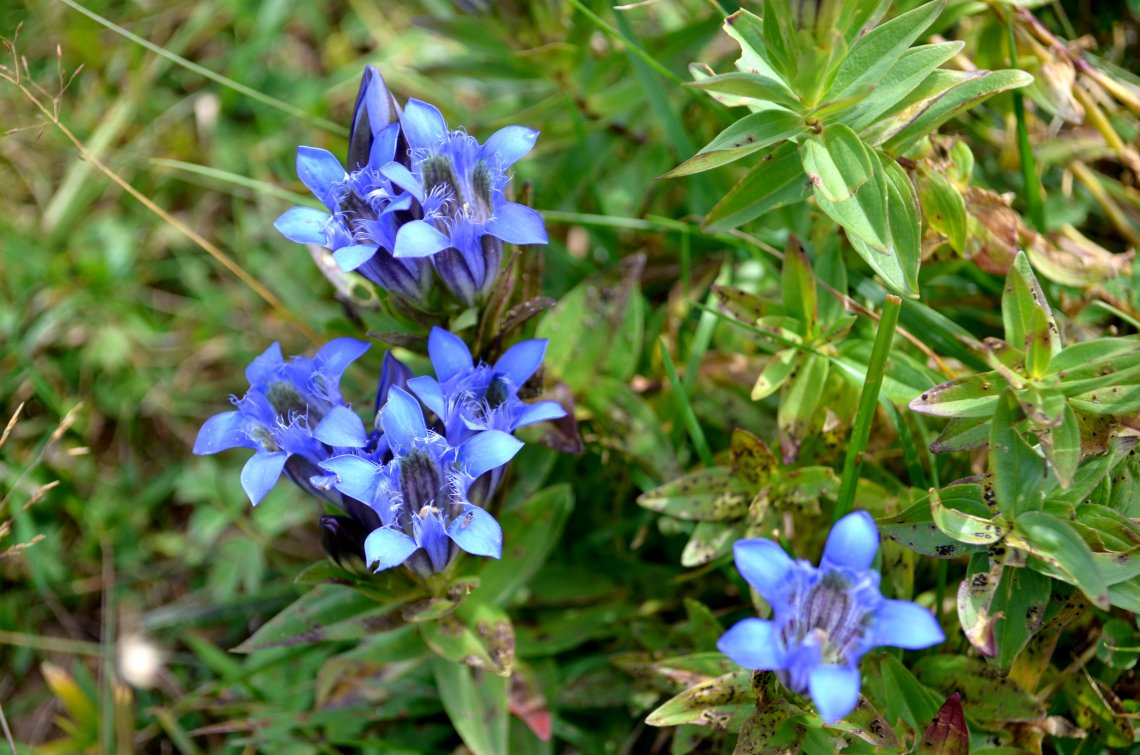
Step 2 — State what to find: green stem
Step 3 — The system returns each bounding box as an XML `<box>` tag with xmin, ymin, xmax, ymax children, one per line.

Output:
<box><xmin>1006</xmin><ymin>15</ymin><xmax>1046</xmax><ymax>230</ymax></box>
<box><xmin>660</xmin><ymin>338</ymin><xmax>715</xmax><ymax>468</ymax></box>
<box><xmin>834</xmin><ymin>295</ymin><xmax>901</xmax><ymax>521</ymax></box>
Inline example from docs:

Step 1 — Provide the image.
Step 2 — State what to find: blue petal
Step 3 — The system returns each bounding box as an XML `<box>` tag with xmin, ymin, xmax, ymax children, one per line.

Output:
<box><xmin>240</xmin><ymin>451</ymin><xmax>288</xmax><ymax>506</ymax></box>
<box><xmin>457</xmin><ymin>430</ymin><xmax>523</xmax><ymax>479</ymax></box>
<box><xmin>364</xmin><ymin>527</ymin><xmax>420</xmax><ymax>571</ymax></box>
<box><xmin>485</xmin><ymin>202</ymin><xmax>548</xmax><ymax>246</ymax></box>
<box><xmin>333</xmin><ymin>244</ymin><xmax>379</xmax><ymax>272</ymax></box>
<box><xmin>274</xmin><ymin>206</ymin><xmax>329</xmax><ymax>245</ymax></box>
<box><xmin>376</xmin><ymin>352</ymin><xmax>412</xmax><ymax>413</ymax></box>
<box><xmin>428</xmin><ymin>327</ymin><xmax>474</xmax><ymax>383</ymax></box>
<box><xmin>871</xmin><ymin>600</ymin><xmax>945</xmax><ymax>650</ymax></box>
<box><xmin>379</xmin><ymin>162</ymin><xmax>424</xmax><ymax>202</ymax></box>
<box><xmin>481</xmin><ymin>125</ymin><xmax>539</xmax><ymax>168</ymax></box>
<box><xmin>733</xmin><ymin>539</ymin><xmax>795</xmax><ymax>603</ymax></box>
<box><xmin>380</xmin><ymin>387</ymin><xmax>427</xmax><ymax>453</ymax></box>
<box><xmin>193</xmin><ymin>411</ymin><xmax>253</xmax><ymax>454</ymax></box>
<box><xmin>446</xmin><ymin>505</ymin><xmax>503</xmax><ymax>558</ymax></box>
<box><xmin>313</xmin><ymin>405</ymin><xmax>367</xmax><ymax>447</ymax></box>
<box><xmin>514</xmin><ymin>400</ymin><xmax>567</xmax><ymax>427</ymax></box>
<box><xmin>400</xmin><ymin>99</ymin><xmax>448</xmax><ymax>150</ymax></box>
<box><xmin>318</xmin><ymin>454</ymin><xmax>380</xmax><ymax>503</ymax></box>
<box><xmin>245</xmin><ymin>343</ymin><xmax>284</xmax><ymax>385</ymax></box>
<box><xmin>717</xmin><ymin>618</ymin><xmax>786</xmax><ymax>671</ymax></box>
<box><xmin>821</xmin><ymin>511</ymin><xmax>879</xmax><ymax>571</ymax></box>
<box><xmin>407</xmin><ymin>376</ymin><xmax>446</xmax><ymax>419</ymax></box>
<box><xmin>494</xmin><ymin>339</ymin><xmax>547</xmax><ymax>387</ymax></box>
<box><xmin>394</xmin><ymin>220</ymin><xmax>451</xmax><ymax>258</ymax></box>
<box><xmin>316</xmin><ymin>338</ymin><xmax>370</xmax><ymax>381</ymax></box>
<box><xmin>808</xmin><ymin>665</ymin><xmax>861</xmax><ymax>724</ymax></box>
<box><xmin>370</xmin><ymin>122</ymin><xmax>400</xmax><ymax>167</ymax></box>
<box><xmin>296</xmin><ymin>147</ymin><xmax>346</xmax><ymax>207</ymax></box>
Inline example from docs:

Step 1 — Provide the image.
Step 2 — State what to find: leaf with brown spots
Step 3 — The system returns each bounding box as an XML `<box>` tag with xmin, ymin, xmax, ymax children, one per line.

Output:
<box><xmin>917</xmin><ymin>692</ymin><xmax>968</xmax><ymax>755</ymax></box>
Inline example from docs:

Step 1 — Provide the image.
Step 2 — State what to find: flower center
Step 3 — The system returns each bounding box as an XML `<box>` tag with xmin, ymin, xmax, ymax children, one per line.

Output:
<box><xmin>400</xmin><ymin>450</ymin><xmax>443</xmax><ymax>509</ymax></box>
<box><xmin>783</xmin><ymin>572</ymin><xmax>870</xmax><ymax>665</ymax></box>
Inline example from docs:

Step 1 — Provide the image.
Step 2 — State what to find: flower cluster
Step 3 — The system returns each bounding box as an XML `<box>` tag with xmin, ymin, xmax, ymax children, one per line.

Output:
<box><xmin>717</xmin><ymin>512</ymin><xmax>945</xmax><ymax>723</ymax></box>
<box><xmin>194</xmin><ymin>327</ymin><xmax>564</xmax><ymax>577</ymax></box>
<box><xmin>274</xmin><ymin>66</ymin><xmax>548</xmax><ymax>309</ymax></box>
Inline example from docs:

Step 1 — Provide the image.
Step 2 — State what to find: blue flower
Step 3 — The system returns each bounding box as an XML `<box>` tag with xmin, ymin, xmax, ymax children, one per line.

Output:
<box><xmin>274</xmin><ymin>68</ymin><xmax>435</xmax><ymax>305</ymax></box>
<box><xmin>407</xmin><ymin>327</ymin><xmax>566</xmax><ymax>446</ymax></box>
<box><xmin>192</xmin><ymin>338</ymin><xmax>371</xmax><ymax>506</ymax></box>
<box><xmin>318</xmin><ymin>387</ymin><xmax>523</xmax><ymax>577</ymax></box>
<box><xmin>717</xmin><ymin>511</ymin><xmax>944</xmax><ymax>724</ymax></box>
<box><xmin>391</xmin><ymin>98</ymin><xmax>549</xmax><ymax>305</ymax></box>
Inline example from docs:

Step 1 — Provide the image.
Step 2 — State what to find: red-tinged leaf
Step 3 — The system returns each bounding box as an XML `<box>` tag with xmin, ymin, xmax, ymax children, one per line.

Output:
<box><xmin>918</xmin><ymin>692</ymin><xmax>969</xmax><ymax>755</ymax></box>
<box><xmin>509</xmin><ymin>666</ymin><xmax>552</xmax><ymax>741</ymax></box>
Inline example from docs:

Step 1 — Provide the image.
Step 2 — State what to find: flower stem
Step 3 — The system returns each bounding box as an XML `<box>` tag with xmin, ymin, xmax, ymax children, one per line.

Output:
<box><xmin>833</xmin><ymin>295</ymin><xmax>901</xmax><ymax>522</ymax></box>
<box><xmin>659</xmin><ymin>338</ymin><xmax>715</xmax><ymax>469</ymax></box>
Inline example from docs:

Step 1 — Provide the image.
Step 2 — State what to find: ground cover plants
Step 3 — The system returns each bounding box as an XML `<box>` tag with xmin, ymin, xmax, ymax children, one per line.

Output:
<box><xmin>3</xmin><ymin>0</ymin><xmax>1140</xmax><ymax>752</ymax></box>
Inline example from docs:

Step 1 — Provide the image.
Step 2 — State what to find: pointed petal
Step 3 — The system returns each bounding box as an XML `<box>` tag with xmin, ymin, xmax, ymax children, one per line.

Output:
<box><xmin>447</xmin><ymin>505</ymin><xmax>503</xmax><ymax>558</ymax></box>
<box><xmin>808</xmin><ymin>665</ymin><xmax>861</xmax><ymax>724</ymax></box>
<box><xmin>717</xmin><ymin>618</ymin><xmax>786</xmax><ymax>671</ymax></box>
<box><xmin>370</xmin><ymin>121</ymin><xmax>400</xmax><ymax>167</ymax></box>
<box><xmin>428</xmin><ymin>327</ymin><xmax>474</xmax><ymax>383</ymax></box>
<box><xmin>240</xmin><ymin>451</ymin><xmax>288</xmax><ymax>506</ymax></box>
<box><xmin>316</xmin><ymin>338</ymin><xmax>370</xmax><ymax>381</ymax></box>
<box><xmin>313</xmin><ymin>405</ymin><xmax>367</xmax><ymax>447</ymax></box>
<box><xmin>481</xmin><ymin>125</ymin><xmax>539</xmax><ymax>168</ymax></box>
<box><xmin>380</xmin><ymin>387</ymin><xmax>427</xmax><ymax>452</ymax></box>
<box><xmin>871</xmin><ymin>600</ymin><xmax>945</xmax><ymax>650</ymax></box>
<box><xmin>734</xmin><ymin>539</ymin><xmax>795</xmax><ymax>603</ymax></box>
<box><xmin>274</xmin><ymin>206</ymin><xmax>329</xmax><ymax>245</ymax></box>
<box><xmin>193</xmin><ymin>411</ymin><xmax>253</xmax><ymax>454</ymax></box>
<box><xmin>394</xmin><ymin>220</ymin><xmax>451</xmax><ymax>258</ymax></box>
<box><xmin>364</xmin><ymin>527</ymin><xmax>420</xmax><ymax>571</ymax></box>
<box><xmin>457</xmin><ymin>430</ymin><xmax>523</xmax><ymax>479</ymax></box>
<box><xmin>407</xmin><ymin>376</ymin><xmax>446</xmax><ymax>419</ymax></box>
<box><xmin>822</xmin><ymin>511</ymin><xmax>879</xmax><ymax>571</ymax></box>
<box><xmin>245</xmin><ymin>343</ymin><xmax>284</xmax><ymax>385</ymax></box>
<box><xmin>485</xmin><ymin>202</ymin><xmax>548</xmax><ymax>246</ymax></box>
<box><xmin>333</xmin><ymin>244</ymin><xmax>379</xmax><ymax>272</ymax></box>
<box><xmin>318</xmin><ymin>454</ymin><xmax>380</xmax><ymax>503</ymax></box>
<box><xmin>494</xmin><ymin>339</ymin><xmax>547</xmax><ymax>387</ymax></box>
<box><xmin>376</xmin><ymin>352</ymin><xmax>412</xmax><ymax>413</ymax></box>
<box><xmin>400</xmin><ymin>99</ymin><xmax>448</xmax><ymax>150</ymax></box>
<box><xmin>514</xmin><ymin>400</ymin><xmax>567</xmax><ymax>428</ymax></box>
<box><xmin>296</xmin><ymin>147</ymin><xmax>346</xmax><ymax>207</ymax></box>
<box><xmin>379</xmin><ymin>162</ymin><xmax>424</xmax><ymax>202</ymax></box>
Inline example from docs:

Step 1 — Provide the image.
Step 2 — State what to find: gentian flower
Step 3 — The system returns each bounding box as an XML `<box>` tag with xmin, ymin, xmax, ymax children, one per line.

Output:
<box><xmin>318</xmin><ymin>387</ymin><xmax>523</xmax><ymax>577</ymax></box>
<box><xmin>390</xmin><ymin>98</ymin><xmax>549</xmax><ymax>305</ymax></box>
<box><xmin>192</xmin><ymin>338</ymin><xmax>371</xmax><ymax>506</ymax></box>
<box><xmin>717</xmin><ymin>511</ymin><xmax>944</xmax><ymax>724</ymax></box>
<box><xmin>408</xmin><ymin>327</ymin><xmax>566</xmax><ymax>445</ymax></box>
<box><xmin>274</xmin><ymin>67</ymin><xmax>435</xmax><ymax>305</ymax></box>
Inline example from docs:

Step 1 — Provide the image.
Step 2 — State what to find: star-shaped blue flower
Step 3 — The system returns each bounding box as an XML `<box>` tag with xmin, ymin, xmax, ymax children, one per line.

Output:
<box><xmin>717</xmin><ymin>511</ymin><xmax>945</xmax><ymax>724</ymax></box>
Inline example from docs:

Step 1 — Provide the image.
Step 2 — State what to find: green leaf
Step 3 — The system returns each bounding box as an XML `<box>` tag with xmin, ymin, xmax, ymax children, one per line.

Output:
<box><xmin>1012</xmin><ymin>510</ymin><xmax>1110</xmax><ymax>609</ymax></box>
<box><xmin>667</xmin><ymin>109</ymin><xmax>805</xmax><ymax>177</ymax></box>
<box><xmin>723</xmin><ymin>10</ymin><xmax>793</xmax><ymax>90</ymax></box>
<box><xmin>582</xmin><ymin>376</ymin><xmax>680</xmax><ymax>481</ymax></box>
<box><xmin>875</xmin><ymin>68</ymin><xmax>1035</xmax><ymax>152</ymax></box>
<box><xmin>920</xmin><ymin>170</ymin><xmax>967</xmax><ymax>253</ymax></box>
<box><xmin>909</xmin><ymin>371</ymin><xmax>1005</xmax><ymax>418</ymax></box>
<box><xmin>781</xmin><ymin>236</ymin><xmax>818</xmax><ymax>338</ymax></box>
<box><xmin>537</xmin><ymin>254</ymin><xmax>644</xmax><ymax>393</ymax></box>
<box><xmin>232</xmin><ymin>584</ymin><xmax>414</xmax><ymax>653</ymax></box>
<box><xmin>878</xmin><ymin>496</ymin><xmax>985</xmax><ymax>559</ymax></box>
<box><xmin>479</xmin><ymin>485</ymin><xmax>574</xmax><ymax>606</ymax></box>
<box><xmin>841</xmin><ymin>42</ymin><xmax>964</xmax><ymax>133</ymax></box>
<box><xmin>421</xmin><ymin>601</ymin><xmax>515</xmax><ymax>676</ymax></box>
<box><xmin>1041</xmin><ymin>403</ymin><xmax>1081</xmax><ymax>489</ymax></box>
<box><xmin>644</xmin><ymin>669</ymin><xmax>754</xmax><ymax>729</ymax></box>
<box><xmin>431</xmin><ymin>655</ymin><xmax>509</xmax><ymax>755</ymax></box>
<box><xmin>682</xmin><ymin>520</ymin><xmax>744</xmax><ymax>567</ymax></box>
<box><xmin>913</xmin><ymin>655</ymin><xmax>1046</xmax><ymax>724</ymax></box>
<box><xmin>866</xmin><ymin>652</ymin><xmax>943</xmax><ymax>736</ymax></box>
<box><xmin>930</xmin><ymin>486</ymin><xmax>1007</xmax><ymax>545</ymax></box>
<box><xmin>703</xmin><ymin>143</ymin><xmax>811</xmax><ymax>232</ymax></box>
<box><xmin>685</xmin><ymin>71</ymin><xmax>801</xmax><ymax>110</ymax></box>
<box><xmin>957</xmin><ymin>553</ymin><xmax>1001</xmax><ymax>656</ymax></box>
<box><xmin>989</xmin><ymin>566</ymin><xmax>1051</xmax><ymax>674</ymax></box>
<box><xmin>777</xmin><ymin>351</ymin><xmax>830</xmax><ymax>461</ymax></box>
<box><xmin>989</xmin><ymin>392</ymin><xmax>1044</xmax><ymax>519</ymax></box>
<box><xmin>825</xmin><ymin>0</ymin><xmax>946</xmax><ymax>103</ymax></box>
<box><xmin>1096</xmin><ymin>619</ymin><xmax>1140</xmax><ymax>670</ymax></box>
<box><xmin>1003</xmin><ymin>252</ymin><xmax>1060</xmax><ymax>368</ymax></box>
<box><xmin>929</xmin><ymin>415</ymin><xmax>991</xmax><ymax>453</ymax></box>
<box><xmin>638</xmin><ymin>467</ymin><xmax>752</xmax><ymax>521</ymax></box>
<box><xmin>801</xmin><ymin>123</ymin><xmax>878</xmax><ymax>203</ymax></box>
<box><xmin>751</xmin><ymin>348</ymin><xmax>798</xmax><ymax>401</ymax></box>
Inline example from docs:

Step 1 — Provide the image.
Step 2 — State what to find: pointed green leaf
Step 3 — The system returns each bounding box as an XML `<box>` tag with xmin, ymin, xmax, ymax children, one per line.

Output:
<box><xmin>667</xmin><ymin>109</ymin><xmax>805</xmax><ymax>177</ymax></box>
<box><xmin>682</xmin><ymin>520</ymin><xmax>744</xmax><ymax>567</ymax></box>
<box><xmin>703</xmin><ymin>143</ymin><xmax>810</xmax><ymax>232</ymax></box>
<box><xmin>1041</xmin><ymin>403</ymin><xmax>1081</xmax><ymax>489</ymax></box>
<box><xmin>920</xmin><ymin>170</ymin><xmax>967</xmax><ymax>253</ymax></box>
<box><xmin>930</xmin><ymin>486</ymin><xmax>1007</xmax><ymax>545</ymax></box>
<box><xmin>751</xmin><ymin>348</ymin><xmax>798</xmax><ymax>401</ymax></box>
<box><xmin>929</xmin><ymin>415</ymin><xmax>990</xmax><ymax>453</ymax></box>
<box><xmin>431</xmin><ymin>655</ymin><xmax>509</xmax><ymax>755</ymax></box>
<box><xmin>685</xmin><ymin>71</ymin><xmax>801</xmax><ymax>110</ymax></box>
<box><xmin>842</xmin><ymin>42</ymin><xmax>964</xmax><ymax>133</ymax></box>
<box><xmin>909</xmin><ymin>371</ymin><xmax>1005</xmax><ymax>418</ymax></box>
<box><xmin>1012</xmin><ymin>511</ymin><xmax>1110</xmax><ymax>609</ymax></box>
<box><xmin>989</xmin><ymin>566</ymin><xmax>1051</xmax><ymax>673</ymax></box>
<box><xmin>781</xmin><ymin>236</ymin><xmax>818</xmax><ymax>338</ymax></box>
<box><xmin>1003</xmin><ymin>252</ymin><xmax>1060</xmax><ymax>368</ymax></box>
<box><xmin>638</xmin><ymin>467</ymin><xmax>752</xmax><ymax>521</ymax></box>
<box><xmin>878</xmin><ymin>497</ymin><xmax>985</xmax><ymax>559</ymax></box>
<box><xmin>645</xmin><ymin>670</ymin><xmax>754</xmax><ymax>729</ymax></box>
<box><xmin>778</xmin><ymin>351</ymin><xmax>830</xmax><ymax>461</ymax></box>
<box><xmin>989</xmin><ymin>392</ymin><xmax>1044</xmax><ymax>519</ymax></box>
<box><xmin>479</xmin><ymin>484</ymin><xmax>574</xmax><ymax>606</ymax></box>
